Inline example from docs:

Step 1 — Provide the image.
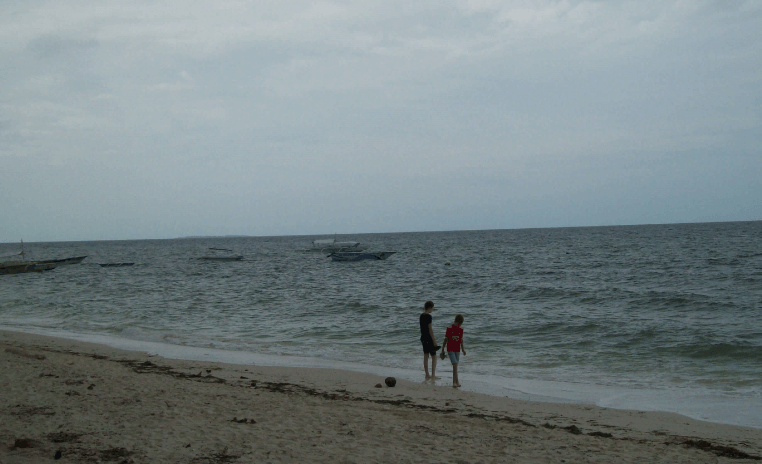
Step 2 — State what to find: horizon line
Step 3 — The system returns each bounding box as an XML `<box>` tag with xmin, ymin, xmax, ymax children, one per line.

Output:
<box><xmin>2</xmin><ymin>219</ymin><xmax>760</xmax><ymax>244</ymax></box>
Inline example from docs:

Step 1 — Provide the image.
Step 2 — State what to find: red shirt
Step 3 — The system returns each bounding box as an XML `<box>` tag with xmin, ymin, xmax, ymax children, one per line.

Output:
<box><xmin>445</xmin><ymin>324</ymin><xmax>463</xmax><ymax>352</ymax></box>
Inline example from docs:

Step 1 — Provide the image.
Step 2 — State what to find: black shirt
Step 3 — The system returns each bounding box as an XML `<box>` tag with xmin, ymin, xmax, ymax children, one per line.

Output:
<box><xmin>420</xmin><ymin>313</ymin><xmax>432</xmax><ymax>342</ymax></box>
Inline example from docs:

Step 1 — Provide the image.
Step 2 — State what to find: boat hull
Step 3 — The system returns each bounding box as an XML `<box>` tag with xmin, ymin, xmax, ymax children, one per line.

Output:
<box><xmin>1</xmin><ymin>261</ymin><xmax>57</xmax><ymax>275</ymax></box>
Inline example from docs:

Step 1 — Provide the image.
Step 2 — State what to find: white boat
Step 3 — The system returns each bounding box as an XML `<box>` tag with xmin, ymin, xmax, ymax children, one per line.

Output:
<box><xmin>329</xmin><ymin>251</ymin><xmax>396</xmax><ymax>262</ymax></box>
<box><xmin>306</xmin><ymin>238</ymin><xmax>368</xmax><ymax>253</ymax></box>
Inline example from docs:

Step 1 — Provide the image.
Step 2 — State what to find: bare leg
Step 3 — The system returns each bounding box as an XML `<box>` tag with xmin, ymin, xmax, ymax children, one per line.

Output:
<box><xmin>431</xmin><ymin>353</ymin><xmax>438</xmax><ymax>379</ymax></box>
<box><xmin>452</xmin><ymin>363</ymin><xmax>460</xmax><ymax>387</ymax></box>
<box><xmin>424</xmin><ymin>353</ymin><xmax>431</xmax><ymax>379</ymax></box>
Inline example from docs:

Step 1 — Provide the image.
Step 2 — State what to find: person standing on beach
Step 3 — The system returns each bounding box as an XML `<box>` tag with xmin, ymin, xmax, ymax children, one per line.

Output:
<box><xmin>442</xmin><ymin>314</ymin><xmax>466</xmax><ymax>388</ymax></box>
<box><xmin>420</xmin><ymin>301</ymin><xmax>441</xmax><ymax>380</ymax></box>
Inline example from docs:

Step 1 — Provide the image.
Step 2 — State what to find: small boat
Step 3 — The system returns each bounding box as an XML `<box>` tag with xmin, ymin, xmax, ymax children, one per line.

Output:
<box><xmin>99</xmin><ymin>263</ymin><xmax>135</xmax><ymax>267</ymax></box>
<box><xmin>329</xmin><ymin>251</ymin><xmax>396</xmax><ymax>262</ymax></box>
<box><xmin>198</xmin><ymin>255</ymin><xmax>243</xmax><ymax>261</ymax></box>
<box><xmin>306</xmin><ymin>238</ymin><xmax>368</xmax><ymax>253</ymax></box>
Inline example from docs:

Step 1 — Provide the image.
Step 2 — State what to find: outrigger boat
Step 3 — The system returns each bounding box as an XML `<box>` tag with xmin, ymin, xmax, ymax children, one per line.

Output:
<box><xmin>0</xmin><ymin>241</ymin><xmax>57</xmax><ymax>275</ymax></box>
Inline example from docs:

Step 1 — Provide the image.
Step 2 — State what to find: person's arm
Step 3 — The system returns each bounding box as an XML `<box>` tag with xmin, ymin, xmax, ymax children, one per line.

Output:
<box><xmin>461</xmin><ymin>336</ymin><xmax>466</xmax><ymax>355</ymax></box>
<box><xmin>441</xmin><ymin>336</ymin><xmax>448</xmax><ymax>352</ymax></box>
<box><xmin>428</xmin><ymin>323</ymin><xmax>437</xmax><ymax>347</ymax></box>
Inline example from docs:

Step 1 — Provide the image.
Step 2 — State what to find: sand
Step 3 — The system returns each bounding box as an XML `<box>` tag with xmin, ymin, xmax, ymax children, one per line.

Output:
<box><xmin>1</xmin><ymin>330</ymin><xmax>760</xmax><ymax>464</ymax></box>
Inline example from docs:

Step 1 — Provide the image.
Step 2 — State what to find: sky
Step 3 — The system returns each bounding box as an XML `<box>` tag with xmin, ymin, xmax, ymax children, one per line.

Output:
<box><xmin>1</xmin><ymin>0</ymin><xmax>761</xmax><ymax>242</ymax></box>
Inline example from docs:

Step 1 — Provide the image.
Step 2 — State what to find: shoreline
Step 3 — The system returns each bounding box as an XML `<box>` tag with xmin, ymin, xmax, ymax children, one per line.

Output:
<box><xmin>3</xmin><ymin>325</ymin><xmax>760</xmax><ymax>430</ymax></box>
<box><xmin>2</xmin><ymin>329</ymin><xmax>761</xmax><ymax>463</ymax></box>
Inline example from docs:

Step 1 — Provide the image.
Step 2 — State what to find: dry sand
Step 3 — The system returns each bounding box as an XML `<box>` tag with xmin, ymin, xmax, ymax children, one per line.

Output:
<box><xmin>1</xmin><ymin>329</ymin><xmax>760</xmax><ymax>464</ymax></box>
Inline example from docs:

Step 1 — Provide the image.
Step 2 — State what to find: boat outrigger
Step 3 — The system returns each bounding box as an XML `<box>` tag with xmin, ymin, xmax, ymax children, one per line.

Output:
<box><xmin>37</xmin><ymin>256</ymin><xmax>87</xmax><ymax>266</ymax></box>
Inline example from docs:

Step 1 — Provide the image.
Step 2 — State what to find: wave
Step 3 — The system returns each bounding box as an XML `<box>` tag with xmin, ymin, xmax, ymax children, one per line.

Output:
<box><xmin>736</xmin><ymin>252</ymin><xmax>762</xmax><ymax>259</ymax></box>
<box><xmin>624</xmin><ymin>290</ymin><xmax>739</xmax><ymax>312</ymax></box>
<box><xmin>675</xmin><ymin>343</ymin><xmax>762</xmax><ymax>361</ymax></box>
<box><xmin>505</xmin><ymin>284</ymin><xmax>582</xmax><ymax>301</ymax></box>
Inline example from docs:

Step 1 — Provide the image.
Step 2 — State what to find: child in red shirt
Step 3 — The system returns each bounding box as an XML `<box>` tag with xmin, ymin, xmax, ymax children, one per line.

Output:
<box><xmin>442</xmin><ymin>314</ymin><xmax>466</xmax><ymax>388</ymax></box>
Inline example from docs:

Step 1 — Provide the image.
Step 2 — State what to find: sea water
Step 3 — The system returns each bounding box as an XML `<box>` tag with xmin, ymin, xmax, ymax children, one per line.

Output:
<box><xmin>1</xmin><ymin>222</ymin><xmax>761</xmax><ymax>428</ymax></box>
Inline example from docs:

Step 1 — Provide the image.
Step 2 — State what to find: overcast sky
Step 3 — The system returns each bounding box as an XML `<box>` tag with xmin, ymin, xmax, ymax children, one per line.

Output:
<box><xmin>2</xmin><ymin>0</ymin><xmax>760</xmax><ymax>242</ymax></box>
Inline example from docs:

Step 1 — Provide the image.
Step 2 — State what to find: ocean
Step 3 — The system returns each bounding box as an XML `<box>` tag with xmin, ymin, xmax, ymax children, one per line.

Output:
<box><xmin>2</xmin><ymin>221</ymin><xmax>761</xmax><ymax>428</ymax></box>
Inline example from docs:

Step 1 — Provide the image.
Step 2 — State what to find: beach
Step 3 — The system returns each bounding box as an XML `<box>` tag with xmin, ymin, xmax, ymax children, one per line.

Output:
<box><xmin>1</xmin><ymin>330</ymin><xmax>760</xmax><ymax>463</ymax></box>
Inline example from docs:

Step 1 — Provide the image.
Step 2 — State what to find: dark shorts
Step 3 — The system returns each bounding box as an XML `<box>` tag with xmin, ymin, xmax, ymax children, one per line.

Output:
<box><xmin>421</xmin><ymin>338</ymin><xmax>439</xmax><ymax>355</ymax></box>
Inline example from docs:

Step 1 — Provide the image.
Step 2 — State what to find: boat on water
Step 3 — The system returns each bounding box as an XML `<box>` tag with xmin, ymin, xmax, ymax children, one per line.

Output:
<box><xmin>329</xmin><ymin>251</ymin><xmax>396</xmax><ymax>262</ymax></box>
<box><xmin>306</xmin><ymin>238</ymin><xmax>369</xmax><ymax>253</ymax></box>
<box><xmin>0</xmin><ymin>241</ymin><xmax>57</xmax><ymax>275</ymax></box>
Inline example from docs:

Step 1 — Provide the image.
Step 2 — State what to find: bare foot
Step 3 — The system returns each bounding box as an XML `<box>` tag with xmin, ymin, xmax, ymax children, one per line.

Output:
<box><xmin>431</xmin><ymin>376</ymin><xmax>441</xmax><ymax>380</ymax></box>
<box><xmin>453</xmin><ymin>383</ymin><xmax>461</xmax><ymax>388</ymax></box>
<box><xmin>425</xmin><ymin>375</ymin><xmax>431</xmax><ymax>380</ymax></box>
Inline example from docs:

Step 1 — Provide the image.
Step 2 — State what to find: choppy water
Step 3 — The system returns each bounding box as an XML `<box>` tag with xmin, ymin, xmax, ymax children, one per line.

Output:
<box><xmin>2</xmin><ymin>222</ymin><xmax>761</xmax><ymax>428</ymax></box>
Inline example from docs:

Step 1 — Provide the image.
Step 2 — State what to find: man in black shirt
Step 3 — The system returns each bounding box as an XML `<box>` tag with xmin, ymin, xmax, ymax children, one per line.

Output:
<box><xmin>420</xmin><ymin>300</ymin><xmax>441</xmax><ymax>380</ymax></box>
